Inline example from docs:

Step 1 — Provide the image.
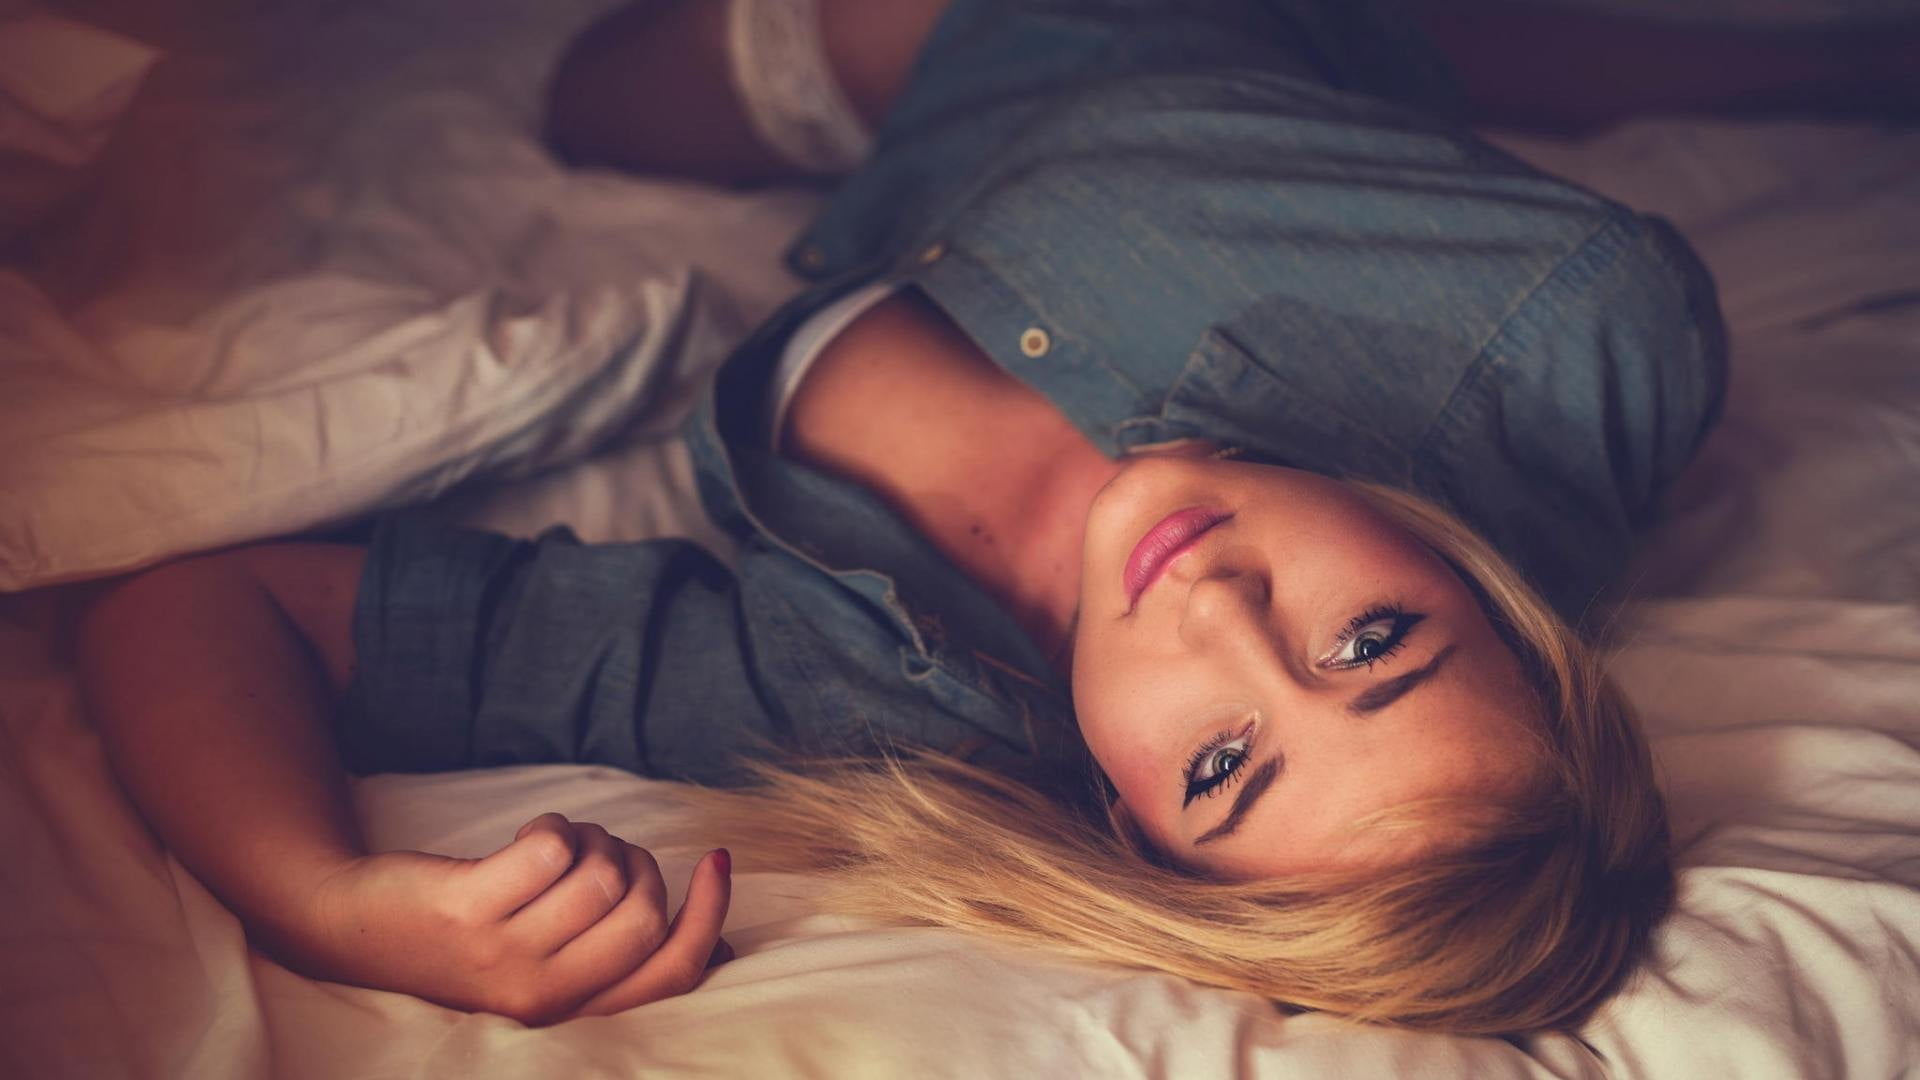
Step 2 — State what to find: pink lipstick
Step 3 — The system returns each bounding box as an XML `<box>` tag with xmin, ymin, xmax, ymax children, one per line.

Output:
<box><xmin>1123</xmin><ymin>507</ymin><xmax>1231</xmax><ymax>611</ymax></box>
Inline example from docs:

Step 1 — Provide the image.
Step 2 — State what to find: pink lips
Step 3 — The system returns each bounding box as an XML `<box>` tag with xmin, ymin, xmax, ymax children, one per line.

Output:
<box><xmin>1123</xmin><ymin>507</ymin><xmax>1231</xmax><ymax>611</ymax></box>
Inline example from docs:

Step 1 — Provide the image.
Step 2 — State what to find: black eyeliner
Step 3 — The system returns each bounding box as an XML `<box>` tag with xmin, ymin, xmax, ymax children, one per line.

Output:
<box><xmin>1323</xmin><ymin>606</ymin><xmax>1426</xmax><ymax>670</ymax></box>
<box><xmin>1181</xmin><ymin>724</ymin><xmax>1256</xmax><ymax>807</ymax></box>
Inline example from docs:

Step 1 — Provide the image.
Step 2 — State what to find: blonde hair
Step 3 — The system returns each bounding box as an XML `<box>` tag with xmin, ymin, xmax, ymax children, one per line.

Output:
<box><xmin>675</xmin><ymin>481</ymin><xmax>1673</xmax><ymax>1035</ymax></box>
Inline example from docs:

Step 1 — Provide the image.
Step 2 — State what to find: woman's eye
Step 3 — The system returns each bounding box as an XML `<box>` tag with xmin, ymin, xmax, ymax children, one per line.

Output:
<box><xmin>1322</xmin><ymin>607</ymin><xmax>1425</xmax><ymax>670</ymax></box>
<box><xmin>1182</xmin><ymin>728</ymin><xmax>1254</xmax><ymax>807</ymax></box>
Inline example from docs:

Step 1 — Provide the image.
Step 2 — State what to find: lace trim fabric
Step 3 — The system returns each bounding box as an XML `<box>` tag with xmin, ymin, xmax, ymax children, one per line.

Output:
<box><xmin>726</xmin><ymin>0</ymin><xmax>875</xmax><ymax>174</ymax></box>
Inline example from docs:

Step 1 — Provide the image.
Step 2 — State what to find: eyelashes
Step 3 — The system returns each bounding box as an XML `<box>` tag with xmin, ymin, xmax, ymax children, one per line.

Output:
<box><xmin>1182</xmin><ymin>722</ymin><xmax>1254</xmax><ymax>807</ymax></box>
<box><xmin>1319</xmin><ymin>604</ymin><xmax>1425</xmax><ymax>670</ymax></box>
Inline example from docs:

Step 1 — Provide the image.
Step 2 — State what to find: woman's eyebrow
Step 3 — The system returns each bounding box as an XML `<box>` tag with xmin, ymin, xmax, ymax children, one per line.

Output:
<box><xmin>1347</xmin><ymin>644</ymin><xmax>1457</xmax><ymax>716</ymax></box>
<box><xmin>1193</xmin><ymin>756</ymin><xmax>1282</xmax><ymax>846</ymax></box>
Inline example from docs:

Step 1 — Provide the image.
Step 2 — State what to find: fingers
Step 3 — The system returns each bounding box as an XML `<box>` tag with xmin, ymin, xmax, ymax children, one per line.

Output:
<box><xmin>544</xmin><ymin>841</ymin><xmax>676</xmax><ymax>994</ymax></box>
<box><xmin>460</xmin><ymin>817</ymin><xmax>736</xmax><ymax>1024</ymax></box>
<box><xmin>507</xmin><ymin>821</ymin><xmax>638</xmax><ymax>950</ymax></box>
<box><xmin>566</xmin><ymin>848</ymin><xmax>733</xmax><ymax>1019</ymax></box>
<box><xmin>464</xmin><ymin>812</ymin><xmax>578</xmax><ymax>920</ymax></box>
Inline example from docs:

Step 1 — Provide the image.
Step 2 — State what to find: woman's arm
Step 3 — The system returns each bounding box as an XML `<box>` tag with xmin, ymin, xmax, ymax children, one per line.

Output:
<box><xmin>79</xmin><ymin>544</ymin><xmax>368</xmax><ymax>944</ymax></box>
<box><xmin>543</xmin><ymin>0</ymin><xmax>951</xmax><ymax>184</ymax></box>
<box><xmin>78</xmin><ymin>545</ymin><xmax>731</xmax><ymax>1024</ymax></box>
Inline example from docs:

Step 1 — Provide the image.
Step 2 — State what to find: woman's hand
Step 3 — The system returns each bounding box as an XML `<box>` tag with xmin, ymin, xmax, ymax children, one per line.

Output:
<box><xmin>285</xmin><ymin>813</ymin><xmax>732</xmax><ymax>1025</ymax></box>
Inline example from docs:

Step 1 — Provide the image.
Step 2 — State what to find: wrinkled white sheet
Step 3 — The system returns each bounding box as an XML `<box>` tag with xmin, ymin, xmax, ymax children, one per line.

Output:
<box><xmin>3</xmin><ymin>6</ymin><xmax>1918</xmax><ymax>1077</ymax></box>
<box><xmin>0</xmin><ymin>0</ymin><xmax>819</xmax><ymax>589</ymax></box>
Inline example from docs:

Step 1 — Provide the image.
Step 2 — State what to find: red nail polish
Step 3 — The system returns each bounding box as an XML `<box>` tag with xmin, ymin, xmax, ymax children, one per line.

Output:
<box><xmin>712</xmin><ymin>848</ymin><xmax>732</xmax><ymax>875</ymax></box>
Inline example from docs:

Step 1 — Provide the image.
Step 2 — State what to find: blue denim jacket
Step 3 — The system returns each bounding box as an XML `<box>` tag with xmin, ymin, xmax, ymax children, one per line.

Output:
<box><xmin>342</xmin><ymin>0</ymin><xmax>1725</xmax><ymax>787</ymax></box>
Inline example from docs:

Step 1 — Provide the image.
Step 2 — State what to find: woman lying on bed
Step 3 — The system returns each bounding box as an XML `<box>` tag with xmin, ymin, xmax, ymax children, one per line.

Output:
<box><xmin>78</xmin><ymin>0</ymin><xmax>1753</xmax><ymax>1036</ymax></box>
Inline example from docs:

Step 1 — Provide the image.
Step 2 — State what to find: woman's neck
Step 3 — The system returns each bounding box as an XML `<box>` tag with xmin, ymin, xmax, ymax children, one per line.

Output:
<box><xmin>782</xmin><ymin>290</ymin><xmax>1120</xmax><ymax>670</ymax></box>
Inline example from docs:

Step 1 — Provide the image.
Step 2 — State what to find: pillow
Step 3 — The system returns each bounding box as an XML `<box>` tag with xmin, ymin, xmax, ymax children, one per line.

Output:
<box><xmin>0</xmin><ymin>1</ymin><xmax>820</xmax><ymax>590</ymax></box>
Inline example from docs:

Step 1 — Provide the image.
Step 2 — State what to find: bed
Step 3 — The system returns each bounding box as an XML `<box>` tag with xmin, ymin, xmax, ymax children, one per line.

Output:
<box><xmin>3</xmin><ymin>1</ymin><xmax>1917</xmax><ymax>1076</ymax></box>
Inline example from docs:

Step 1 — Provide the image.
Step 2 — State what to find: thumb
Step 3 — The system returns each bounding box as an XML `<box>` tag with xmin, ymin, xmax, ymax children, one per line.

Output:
<box><xmin>666</xmin><ymin>848</ymin><xmax>732</xmax><ymax>952</ymax></box>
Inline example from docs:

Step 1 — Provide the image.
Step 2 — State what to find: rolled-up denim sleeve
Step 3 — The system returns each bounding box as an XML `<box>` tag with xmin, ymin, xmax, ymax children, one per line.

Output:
<box><xmin>340</xmin><ymin>516</ymin><xmax>788</xmax><ymax>785</ymax></box>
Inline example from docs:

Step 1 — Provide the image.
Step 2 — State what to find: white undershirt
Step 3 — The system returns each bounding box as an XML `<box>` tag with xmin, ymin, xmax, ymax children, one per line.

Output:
<box><xmin>766</xmin><ymin>281</ymin><xmax>899</xmax><ymax>450</ymax></box>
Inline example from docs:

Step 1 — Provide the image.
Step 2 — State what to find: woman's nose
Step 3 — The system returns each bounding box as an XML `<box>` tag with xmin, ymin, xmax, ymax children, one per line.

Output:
<box><xmin>1179</xmin><ymin>565</ymin><xmax>1272</xmax><ymax>650</ymax></box>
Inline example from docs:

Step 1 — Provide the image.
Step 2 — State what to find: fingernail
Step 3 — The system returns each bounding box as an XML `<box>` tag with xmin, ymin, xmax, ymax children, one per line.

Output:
<box><xmin>711</xmin><ymin>848</ymin><xmax>731</xmax><ymax>876</ymax></box>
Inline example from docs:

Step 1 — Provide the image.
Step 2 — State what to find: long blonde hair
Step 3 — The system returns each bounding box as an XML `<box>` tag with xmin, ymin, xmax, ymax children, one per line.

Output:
<box><xmin>675</xmin><ymin>482</ymin><xmax>1673</xmax><ymax>1035</ymax></box>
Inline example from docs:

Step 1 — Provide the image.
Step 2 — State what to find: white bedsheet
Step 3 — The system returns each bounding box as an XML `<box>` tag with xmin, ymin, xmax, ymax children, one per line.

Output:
<box><xmin>3</xmin><ymin>8</ymin><xmax>1918</xmax><ymax>1078</ymax></box>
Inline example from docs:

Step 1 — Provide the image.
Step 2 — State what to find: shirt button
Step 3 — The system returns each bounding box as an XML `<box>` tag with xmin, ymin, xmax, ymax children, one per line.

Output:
<box><xmin>796</xmin><ymin>245</ymin><xmax>828</xmax><ymax>272</ymax></box>
<box><xmin>917</xmin><ymin>241</ymin><xmax>946</xmax><ymax>265</ymax></box>
<box><xmin>1019</xmin><ymin>327</ymin><xmax>1051</xmax><ymax>358</ymax></box>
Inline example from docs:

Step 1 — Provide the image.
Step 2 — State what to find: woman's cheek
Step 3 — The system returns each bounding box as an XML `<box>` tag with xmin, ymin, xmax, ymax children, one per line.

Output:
<box><xmin>1080</xmin><ymin>677</ymin><xmax>1172</xmax><ymax>803</ymax></box>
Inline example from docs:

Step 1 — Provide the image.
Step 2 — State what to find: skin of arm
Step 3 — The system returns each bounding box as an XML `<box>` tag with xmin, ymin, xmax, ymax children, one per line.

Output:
<box><xmin>77</xmin><ymin>545</ymin><xmax>732</xmax><ymax>1025</ymax></box>
<box><xmin>543</xmin><ymin>0</ymin><xmax>951</xmax><ymax>184</ymax></box>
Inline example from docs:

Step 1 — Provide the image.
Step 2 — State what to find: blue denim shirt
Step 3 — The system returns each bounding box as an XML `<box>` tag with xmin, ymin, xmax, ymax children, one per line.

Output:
<box><xmin>341</xmin><ymin>0</ymin><xmax>1725</xmax><ymax>788</ymax></box>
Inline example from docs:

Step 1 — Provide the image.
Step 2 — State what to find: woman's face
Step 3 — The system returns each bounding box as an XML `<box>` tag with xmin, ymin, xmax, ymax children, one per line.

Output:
<box><xmin>1070</xmin><ymin>456</ymin><xmax>1541</xmax><ymax>880</ymax></box>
